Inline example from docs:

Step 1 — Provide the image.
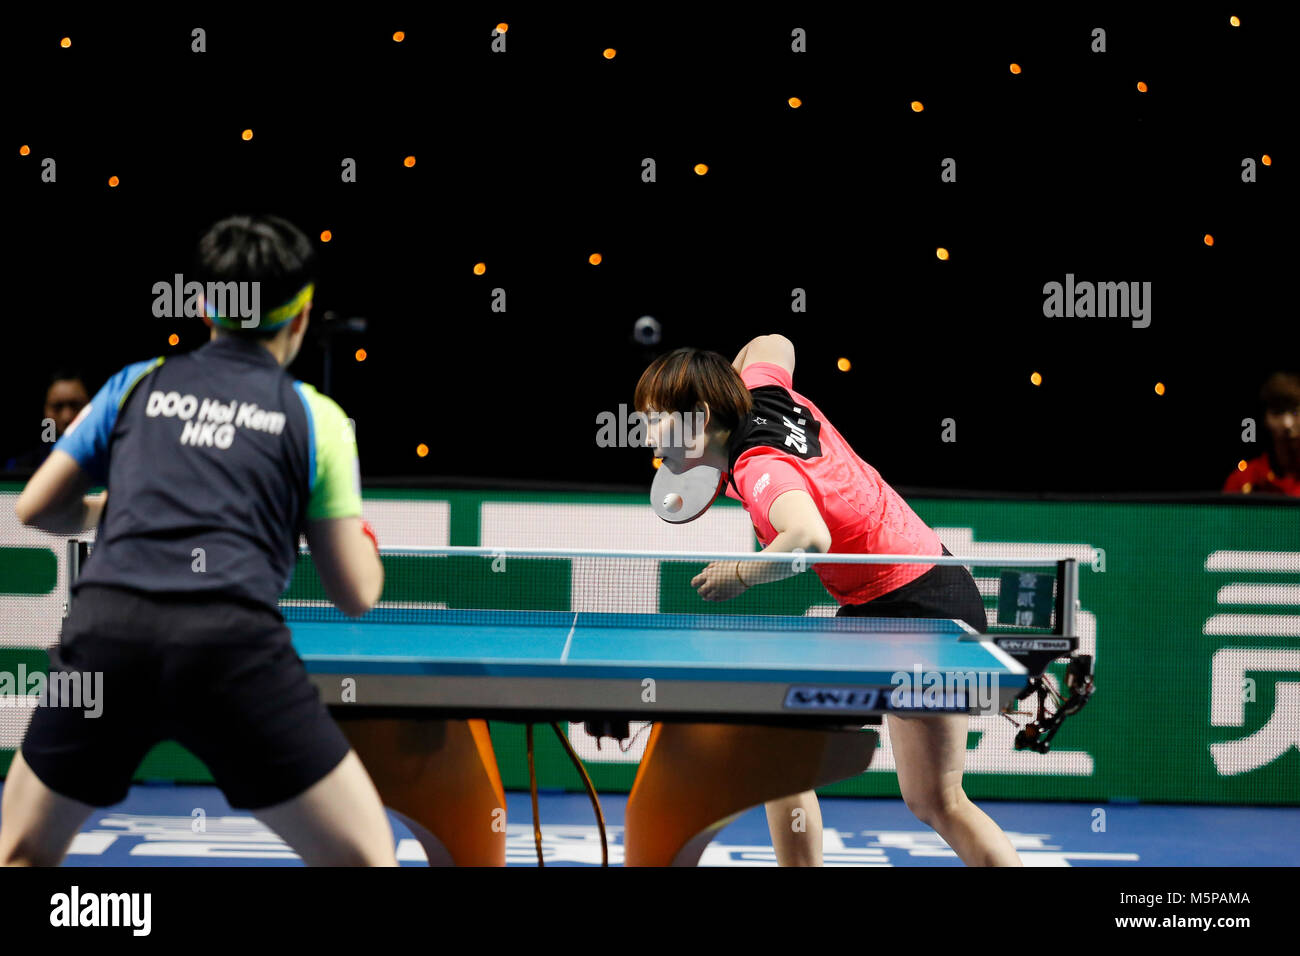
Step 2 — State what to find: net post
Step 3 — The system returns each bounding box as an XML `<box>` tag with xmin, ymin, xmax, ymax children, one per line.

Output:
<box><xmin>66</xmin><ymin>539</ymin><xmax>85</xmax><ymax>583</ymax></box>
<box><xmin>64</xmin><ymin>539</ymin><xmax>87</xmax><ymax>619</ymax></box>
<box><xmin>1055</xmin><ymin>558</ymin><xmax>1079</xmax><ymax>636</ymax></box>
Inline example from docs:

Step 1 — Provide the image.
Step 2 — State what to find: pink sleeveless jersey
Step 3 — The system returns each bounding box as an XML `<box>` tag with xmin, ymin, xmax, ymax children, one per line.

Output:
<box><xmin>723</xmin><ymin>362</ymin><xmax>942</xmax><ymax>604</ymax></box>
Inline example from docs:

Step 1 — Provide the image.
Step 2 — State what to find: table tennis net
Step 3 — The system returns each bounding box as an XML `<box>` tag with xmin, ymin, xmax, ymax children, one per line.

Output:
<box><xmin>275</xmin><ymin>551</ymin><xmax>1072</xmax><ymax>636</ymax></box>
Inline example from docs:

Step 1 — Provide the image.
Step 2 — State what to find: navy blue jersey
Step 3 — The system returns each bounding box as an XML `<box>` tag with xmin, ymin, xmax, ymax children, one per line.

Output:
<box><xmin>55</xmin><ymin>336</ymin><xmax>362</xmax><ymax>611</ymax></box>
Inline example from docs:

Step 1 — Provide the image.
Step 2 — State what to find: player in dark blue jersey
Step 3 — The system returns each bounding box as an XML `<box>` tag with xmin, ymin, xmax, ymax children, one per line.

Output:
<box><xmin>0</xmin><ymin>216</ymin><xmax>396</xmax><ymax>866</ymax></box>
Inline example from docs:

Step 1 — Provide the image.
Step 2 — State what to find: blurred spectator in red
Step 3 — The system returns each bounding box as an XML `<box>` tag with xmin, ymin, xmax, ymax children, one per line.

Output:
<box><xmin>4</xmin><ymin>370</ymin><xmax>90</xmax><ymax>472</ymax></box>
<box><xmin>1224</xmin><ymin>372</ymin><xmax>1300</xmax><ymax>496</ymax></box>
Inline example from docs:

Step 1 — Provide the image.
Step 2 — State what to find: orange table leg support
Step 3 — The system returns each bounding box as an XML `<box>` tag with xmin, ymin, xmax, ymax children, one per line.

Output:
<box><xmin>337</xmin><ymin>717</ymin><xmax>507</xmax><ymax>866</ymax></box>
<box><xmin>624</xmin><ymin>722</ymin><xmax>879</xmax><ymax>867</ymax></box>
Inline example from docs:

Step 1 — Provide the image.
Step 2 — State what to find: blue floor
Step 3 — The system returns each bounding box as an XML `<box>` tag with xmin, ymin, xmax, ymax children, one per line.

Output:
<box><xmin>3</xmin><ymin>782</ymin><xmax>1296</xmax><ymax>865</ymax></box>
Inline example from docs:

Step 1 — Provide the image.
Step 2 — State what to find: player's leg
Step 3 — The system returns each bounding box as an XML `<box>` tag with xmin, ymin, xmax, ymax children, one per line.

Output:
<box><xmin>765</xmin><ymin>790</ymin><xmax>824</xmax><ymax>866</ymax></box>
<box><xmin>250</xmin><ymin>750</ymin><xmax>397</xmax><ymax>866</ymax></box>
<box><xmin>0</xmin><ymin>751</ymin><xmax>95</xmax><ymax>866</ymax></box>
<box><xmin>2</xmin><ymin>589</ymin><xmax>156</xmax><ymax>867</ymax></box>
<box><xmin>887</xmin><ymin>712</ymin><xmax>1021</xmax><ymax>866</ymax></box>
<box><xmin>168</xmin><ymin>609</ymin><xmax>397</xmax><ymax>867</ymax></box>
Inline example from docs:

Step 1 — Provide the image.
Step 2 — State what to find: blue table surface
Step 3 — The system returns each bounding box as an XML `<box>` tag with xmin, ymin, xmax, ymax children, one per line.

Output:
<box><xmin>289</xmin><ymin>609</ymin><xmax>1024</xmax><ymax>684</ymax></box>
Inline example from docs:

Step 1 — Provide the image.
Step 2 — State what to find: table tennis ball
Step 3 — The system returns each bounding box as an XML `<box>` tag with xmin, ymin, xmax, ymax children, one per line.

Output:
<box><xmin>663</xmin><ymin>492</ymin><xmax>684</xmax><ymax>514</ymax></box>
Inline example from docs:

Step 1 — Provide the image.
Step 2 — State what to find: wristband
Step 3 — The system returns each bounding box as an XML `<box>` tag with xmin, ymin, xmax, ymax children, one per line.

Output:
<box><xmin>360</xmin><ymin>519</ymin><xmax>379</xmax><ymax>553</ymax></box>
<box><xmin>735</xmin><ymin>561</ymin><xmax>749</xmax><ymax>589</ymax></box>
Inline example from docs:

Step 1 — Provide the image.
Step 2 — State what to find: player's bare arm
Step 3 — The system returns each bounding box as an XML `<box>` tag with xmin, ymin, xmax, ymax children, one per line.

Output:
<box><xmin>732</xmin><ymin>334</ymin><xmax>795</xmax><ymax>375</ymax></box>
<box><xmin>691</xmin><ymin>489</ymin><xmax>831</xmax><ymax>600</ymax></box>
<box><xmin>14</xmin><ymin>450</ymin><xmax>104</xmax><ymax>534</ymax></box>
<box><xmin>304</xmin><ymin>517</ymin><xmax>385</xmax><ymax>618</ymax></box>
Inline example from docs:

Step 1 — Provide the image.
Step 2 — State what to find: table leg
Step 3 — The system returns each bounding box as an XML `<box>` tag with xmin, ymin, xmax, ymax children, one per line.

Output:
<box><xmin>336</xmin><ymin>717</ymin><xmax>507</xmax><ymax>866</ymax></box>
<box><xmin>623</xmin><ymin>723</ymin><xmax>879</xmax><ymax>867</ymax></box>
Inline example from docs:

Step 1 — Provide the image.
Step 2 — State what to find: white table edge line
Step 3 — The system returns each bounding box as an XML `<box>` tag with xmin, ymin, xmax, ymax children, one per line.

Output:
<box><xmin>559</xmin><ymin>612</ymin><xmax>578</xmax><ymax>663</ymax></box>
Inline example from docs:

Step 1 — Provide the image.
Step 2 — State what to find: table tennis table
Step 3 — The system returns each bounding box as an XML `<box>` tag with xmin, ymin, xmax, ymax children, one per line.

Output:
<box><xmin>289</xmin><ymin>606</ymin><xmax>1030</xmax><ymax>865</ymax></box>
<box><xmin>290</xmin><ymin>607</ymin><xmax>1029</xmax><ymax>721</ymax></box>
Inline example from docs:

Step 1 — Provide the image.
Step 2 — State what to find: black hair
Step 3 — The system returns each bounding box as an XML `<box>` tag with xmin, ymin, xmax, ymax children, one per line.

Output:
<box><xmin>1260</xmin><ymin>372</ymin><xmax>1300</xmax><ymax>415</ymax></box>
<box><xmin>46</xmin><ymin>368</ymin><xmax>87</xmax><ymax>389</ymax></box>
<box><xmin>193</xmin><ymin>215</ymin><xmax>318</xmax><ymax>339</ymax></box>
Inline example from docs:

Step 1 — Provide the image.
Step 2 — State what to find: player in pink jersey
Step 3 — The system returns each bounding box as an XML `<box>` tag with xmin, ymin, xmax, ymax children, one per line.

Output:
<box><xmin>635</xmin><ymin>335</ymin><xmax>1022</xmax><ymax>866</ymax></box>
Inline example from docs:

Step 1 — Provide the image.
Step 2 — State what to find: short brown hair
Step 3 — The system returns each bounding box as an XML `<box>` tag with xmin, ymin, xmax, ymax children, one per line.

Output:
<box><xmin>634</xmin><ymin>348</ymin><xmax>753</xmax><ymax>431</ymax></box>
<box><xmin>1261</xmin><ymin>372</ymin><xmax>1300</xmax><ymax>414</ymax></box>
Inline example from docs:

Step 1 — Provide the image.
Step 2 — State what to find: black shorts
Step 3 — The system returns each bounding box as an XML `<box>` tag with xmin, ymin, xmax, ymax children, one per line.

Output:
<box><xmin>838</xmin><ymin>547</ymin><xmax>988</xmax><ymax>631</ymax></box>
<box><xmin>21</xmin><ymin>584</ymin><xmax>350</xmax><ymax>810</ymax></box>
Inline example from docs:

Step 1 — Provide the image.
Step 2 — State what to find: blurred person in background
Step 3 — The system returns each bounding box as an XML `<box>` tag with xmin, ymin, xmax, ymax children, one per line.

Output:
<box><xmin>1224</xmin><ymin>372</ymin><xmax>1300</xmax><ymax>497</ymax></box>
<box><xmin>4</xmin><ymin>370</ymin><xmax>90</xmax><ymax>472</ymax></box>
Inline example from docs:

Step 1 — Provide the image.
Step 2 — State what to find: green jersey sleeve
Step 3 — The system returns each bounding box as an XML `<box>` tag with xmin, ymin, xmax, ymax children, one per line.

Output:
<box><xmin>294</xmin><ymin>382</ymin><xmax>363</xmax><ymax>520</ymax></box>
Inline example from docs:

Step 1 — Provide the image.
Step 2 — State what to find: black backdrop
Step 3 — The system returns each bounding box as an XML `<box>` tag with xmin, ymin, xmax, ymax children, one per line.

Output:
<box><xmin>3</xmin><ymin>7</ymin><xmax>1289</xmax><ymax>493</ymax></box>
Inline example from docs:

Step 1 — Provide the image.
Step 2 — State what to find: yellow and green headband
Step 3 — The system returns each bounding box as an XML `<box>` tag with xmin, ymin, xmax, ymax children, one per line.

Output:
<box><xmin>204</xmin><ymin>282</ymin><xmax>315</xmax><ymax>332</ymax></box>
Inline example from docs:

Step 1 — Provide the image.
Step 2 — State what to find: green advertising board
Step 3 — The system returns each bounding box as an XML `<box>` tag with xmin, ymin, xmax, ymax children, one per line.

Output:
<box><xmin>2</xmin><ymin>484</ymin><xmax>1297</xmax><ymax>806</ymax></box>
